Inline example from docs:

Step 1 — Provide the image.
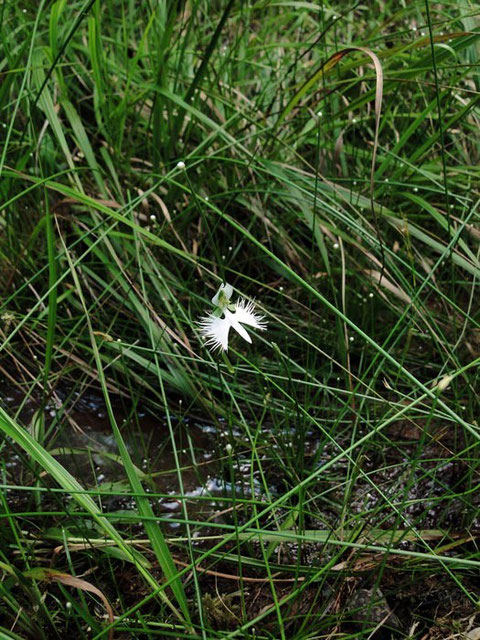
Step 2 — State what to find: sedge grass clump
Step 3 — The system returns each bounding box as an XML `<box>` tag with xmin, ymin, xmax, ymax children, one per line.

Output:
<box><xmin>0</xmin><ymin>1</ymin><xmax>479</xmax><ymax>639</ymax></box>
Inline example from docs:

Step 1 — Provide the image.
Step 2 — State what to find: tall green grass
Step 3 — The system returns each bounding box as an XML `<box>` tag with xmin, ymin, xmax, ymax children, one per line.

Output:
<box><xmin>0</xmin><ymin>1</ymin><xmax>479</xmax><ymax>638</ymax></box>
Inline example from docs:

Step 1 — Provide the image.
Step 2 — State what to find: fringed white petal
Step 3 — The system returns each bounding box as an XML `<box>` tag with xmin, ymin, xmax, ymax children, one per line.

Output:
<box><xmin>198</xmin><ymin>296</ymin><xmax>267</xmax><ymax>352</ymax></box>
<box><xmin>198</xmin><ymin>314</ymin><xmax>231</xmax><ymax>351</ymax></box>
<box><xmin>232</xmin><ymin>299</ymin><xmax>267</xmax><ymax>330</ymax></box>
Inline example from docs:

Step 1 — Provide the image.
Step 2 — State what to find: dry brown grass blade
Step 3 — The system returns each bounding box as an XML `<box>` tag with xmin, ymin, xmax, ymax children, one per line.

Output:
<box><xmin>25</xmin><ymin>567</ymin><xmax>115</xmax><ymax>639</ymax></box>
<box><xmin>364</xmin><ymin>269</ymin><xmax>411</xmax><ymax>304</ymax></box>
<box><xmin>172</xmin><ymin>558</ymin><xmax>305</xmax><ymax>584</ymax></box>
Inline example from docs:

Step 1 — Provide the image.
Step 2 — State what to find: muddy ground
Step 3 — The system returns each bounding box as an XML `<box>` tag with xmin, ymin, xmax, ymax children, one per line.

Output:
<box><xmin>1</xmin><ymin>384</ymin><xmax>479</xmax><ymax>639</ymax></box>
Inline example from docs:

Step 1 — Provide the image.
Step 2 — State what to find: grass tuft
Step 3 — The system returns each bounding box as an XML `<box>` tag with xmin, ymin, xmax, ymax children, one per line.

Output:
<box><xmin>1</xmin><ymin>1</ymin><xmax>479</xmax><ymax>638</ymax></box>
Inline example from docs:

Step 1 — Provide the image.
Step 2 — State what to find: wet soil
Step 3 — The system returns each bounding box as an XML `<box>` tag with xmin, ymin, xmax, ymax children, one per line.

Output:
<box><xmin>1</xmin><ymin>384</ymin><xmax>479</xmax><ymax>638</ymax></box>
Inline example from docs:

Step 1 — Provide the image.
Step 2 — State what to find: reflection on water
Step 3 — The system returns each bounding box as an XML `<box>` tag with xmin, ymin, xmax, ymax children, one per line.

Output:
<box><xmin>0</xmin><ymin>382</ymin><xmax>273</xmax><ymax>532</ymax></box>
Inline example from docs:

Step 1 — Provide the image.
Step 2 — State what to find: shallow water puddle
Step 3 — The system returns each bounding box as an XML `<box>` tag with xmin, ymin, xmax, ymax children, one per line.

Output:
<box><xmin>0</xmin><ymin>383</ymin><xmax>264</xmax><ymax>531</ymax></box>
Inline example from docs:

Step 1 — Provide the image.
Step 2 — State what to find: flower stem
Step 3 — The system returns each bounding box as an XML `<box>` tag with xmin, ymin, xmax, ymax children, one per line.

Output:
<box><xmin>221</xmin><ymin>351</ymin><xmax>234</xmax><ymax>374</ymax></box>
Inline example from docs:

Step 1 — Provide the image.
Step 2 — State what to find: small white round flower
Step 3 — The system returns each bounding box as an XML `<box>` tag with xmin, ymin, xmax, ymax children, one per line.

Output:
<box><xmin>150</xmin><ymin>214</ymin><xmax>156</xmax><ymax>222</ymax></box>
<box><xmin>333</xmin><ymin>242</ymin><xmax>339</xmax><ymax>249</ymax></box>
<box><xmin>176</xmin><ymin>161</ymin><xmax>186</xmax><ymax>169</ymax></box>
<box><xmin>226</xmin><ymin>443</ymin><xmax>233</xmax><ymax>455</ymax></box>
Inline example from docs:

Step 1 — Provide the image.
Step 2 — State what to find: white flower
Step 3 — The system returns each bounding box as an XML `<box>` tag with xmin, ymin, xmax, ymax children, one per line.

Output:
<box><xmin>198</xmin><ymin>285</ymin><xmax>267</xmax><ymax>352</ymax></box>
<box><xmin>211</xmin><ymin>283</ymin><xmax>233</xmax><ymax>309</ymax></box>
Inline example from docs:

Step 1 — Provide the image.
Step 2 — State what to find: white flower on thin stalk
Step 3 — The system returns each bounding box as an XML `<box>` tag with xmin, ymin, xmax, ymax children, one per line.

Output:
<box><xmin>198</xmin><ymin>283</ymin><xmax>267</xmax><ymax>352</ymax></box>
